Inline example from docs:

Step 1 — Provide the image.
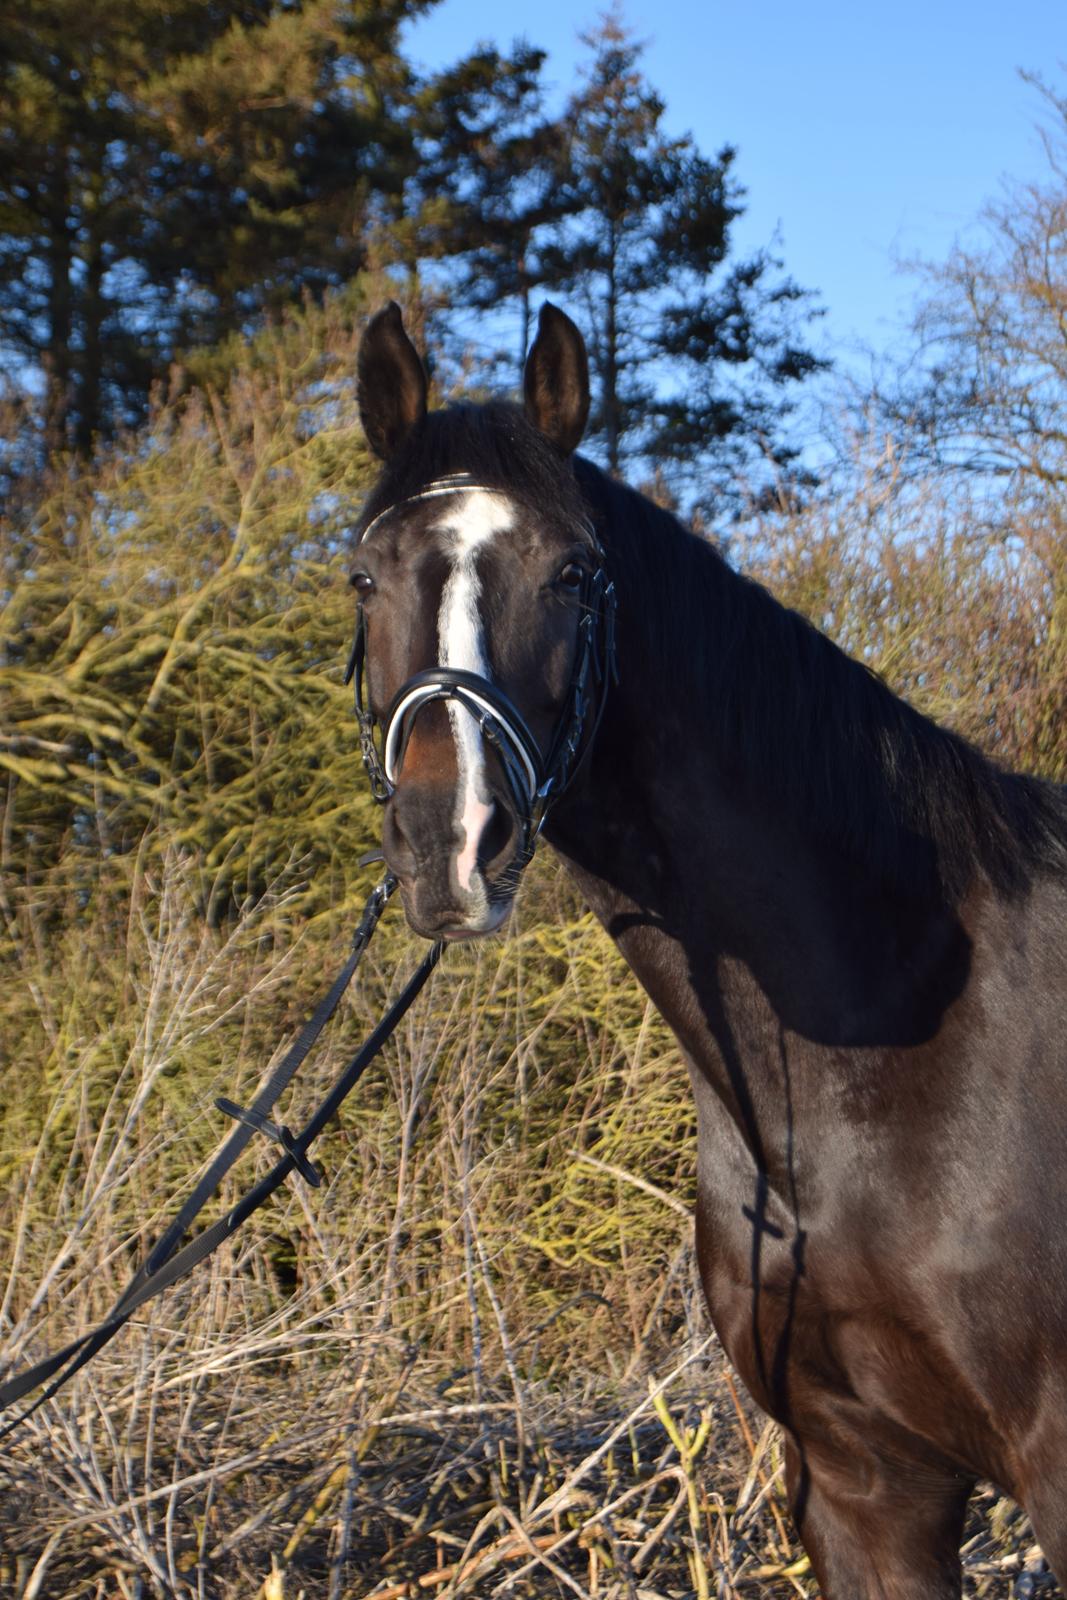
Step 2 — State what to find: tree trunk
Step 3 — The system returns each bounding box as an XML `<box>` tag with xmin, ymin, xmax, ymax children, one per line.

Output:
<box><xmin>43</xmin><ymin>154</ymin><xmax>73</xmax><ymax>456</ymax></box>
<box><xmin>75</xmin><ymin>170</ymin><xmax>106</xmax><ymax>456</ymax></box>
<box><xmin>604</xmin><ymin>216</ymin><xmax>620</xmax><ymax>475</ymax></box>
<box><xmin>518</xmin><ymin>247</ymin><xmax>531</xmax><ymax>377</ymax></box>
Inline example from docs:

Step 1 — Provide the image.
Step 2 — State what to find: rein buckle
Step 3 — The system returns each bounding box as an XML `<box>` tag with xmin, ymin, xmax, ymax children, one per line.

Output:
<box><xmin>215</xmin><ymin>1098</ymin><xmax>323</xmax><ymax>1188</ymax></box>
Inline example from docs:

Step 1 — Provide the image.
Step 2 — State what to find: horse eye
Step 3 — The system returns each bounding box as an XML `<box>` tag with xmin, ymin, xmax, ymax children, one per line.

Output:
<box><xmin>350</xmin><ymin>571</ymin><xmax>375</xmax><ymax>595</ymax></box>
<box><xmin>554</xmin><ymin>561</ymin><xmax>585</xmax><ymax>592</ymax></box>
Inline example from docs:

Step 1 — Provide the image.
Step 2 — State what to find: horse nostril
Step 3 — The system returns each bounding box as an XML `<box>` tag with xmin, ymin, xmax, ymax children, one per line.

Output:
<box><xmin>382</xmin><ymin>795</ymin><xmax>418</xmax><ymax>877</ymax></box>
<box><xmin>383</xmin><ymin>785</ymin><xmax>520</xmax><ymax>891</ymax></box>
<box><xmin>479</xmin><ymin>798</ymin><xmax>519</xmax><ymax>879</ymax></box>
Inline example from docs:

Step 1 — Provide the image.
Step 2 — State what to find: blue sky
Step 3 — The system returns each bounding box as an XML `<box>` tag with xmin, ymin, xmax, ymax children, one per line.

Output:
<box><xmin>404</xmin><ymin>1</ymin><xmax>1064</xmax><ymax>373</ymax></box>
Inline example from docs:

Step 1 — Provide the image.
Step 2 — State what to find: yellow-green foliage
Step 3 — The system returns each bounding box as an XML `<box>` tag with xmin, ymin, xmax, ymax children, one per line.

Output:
<box><xmin>740</xmin><ymin>443</ymin><xmax>1067</xmax><ymax>782</ymax></box>
<box><xmin>1</xmin><ymin>284</ymin><xmax>384</xmax><ymax>910</ymax></box>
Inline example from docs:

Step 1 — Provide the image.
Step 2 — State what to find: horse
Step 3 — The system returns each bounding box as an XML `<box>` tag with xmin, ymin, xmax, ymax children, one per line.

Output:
<box><xmin>350</xmin><ymin>298</ymin><xmax>1067</xmax><ymax>1598</ymax></box>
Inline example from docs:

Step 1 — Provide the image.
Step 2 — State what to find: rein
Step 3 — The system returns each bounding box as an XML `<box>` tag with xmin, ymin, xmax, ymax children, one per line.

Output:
<box><xmin>0</xmin><ymin>473</ymin><xmax>615</xmax><ymax>1432</ymax></box>
<box><xmin>0</xmin><ymin>875</ymin><xmax>441</xmax><ymax>1433</ymax></box>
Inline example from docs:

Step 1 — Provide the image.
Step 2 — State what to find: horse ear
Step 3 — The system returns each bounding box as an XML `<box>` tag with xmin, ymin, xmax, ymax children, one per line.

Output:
<box><xmin>357</xmin><ymin>302</ymin><xmax>429</xmax><ymax>460</ymax></box>
<box><xmin>523</xmin><ymin>303</ymin><xmax>590</xmax><ymax>455</ymax></box>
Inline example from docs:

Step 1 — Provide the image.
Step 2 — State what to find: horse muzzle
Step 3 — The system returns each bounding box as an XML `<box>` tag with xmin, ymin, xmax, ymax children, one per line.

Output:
<box><xmin>382</xmin><ymin>781</ymin><xmax>523</xmax><ymax>940</ymax></box>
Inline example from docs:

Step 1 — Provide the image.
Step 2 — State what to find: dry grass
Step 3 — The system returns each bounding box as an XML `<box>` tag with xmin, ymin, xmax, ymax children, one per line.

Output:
<box><xmin>0</xmin><ymin>848</ymin><xmax>779</xmax><ymax>1599</ymax></box>
<box><xmin>0</xmin><ymin>848</ymin><xmax>1052</xmax><ymax>1599</ymax></box>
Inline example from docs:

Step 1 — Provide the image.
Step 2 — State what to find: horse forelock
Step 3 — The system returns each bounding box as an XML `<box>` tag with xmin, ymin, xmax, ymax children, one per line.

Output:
<box><xmin>356</xmin><ymin>401</ymin><xmax>587</xmax><ymax>547</ymax></box>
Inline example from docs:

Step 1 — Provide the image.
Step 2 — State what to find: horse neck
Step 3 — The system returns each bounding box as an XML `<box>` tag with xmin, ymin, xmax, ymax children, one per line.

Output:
<box><xmin>544</xmin><ymin>656</ymin><xmax>948</xmax><ymax>1041</ymax></box>
<box><xmin>543</xmin><ymin>489</ymin><xmax>974</xmax><ymax>1177</ymax></box>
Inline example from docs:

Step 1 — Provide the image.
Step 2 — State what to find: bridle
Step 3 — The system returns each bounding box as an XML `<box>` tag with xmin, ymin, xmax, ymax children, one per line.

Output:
<box><xmin>344</xmin><ymin>474</ymin><xmax>617</xmax><ymax>862</ymax></box>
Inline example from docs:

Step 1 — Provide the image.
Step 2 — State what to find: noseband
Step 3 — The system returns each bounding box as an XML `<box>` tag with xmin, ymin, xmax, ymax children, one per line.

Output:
<box><xmin>344</xmin><ymin>476</ymin><xmax>617</xmax><ymax>861</ymax></box>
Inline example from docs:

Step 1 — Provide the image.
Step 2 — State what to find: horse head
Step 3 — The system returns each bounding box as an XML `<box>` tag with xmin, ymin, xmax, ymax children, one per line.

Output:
<box><xmin>350</xmin><ymin>301</ymin><xmax>611</xmax><ymax>940</ymax></box>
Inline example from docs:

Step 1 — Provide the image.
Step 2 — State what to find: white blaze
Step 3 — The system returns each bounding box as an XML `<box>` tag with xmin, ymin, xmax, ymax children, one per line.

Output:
<box><xmin>436</xmin><ymin>492</ymin><xmax>513</xmax><ymax>896</ymax></box>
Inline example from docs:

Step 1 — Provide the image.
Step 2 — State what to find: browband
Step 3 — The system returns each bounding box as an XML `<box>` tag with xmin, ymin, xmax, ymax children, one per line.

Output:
<box><xmin>359</xmin><ymin>475</ymin><xmax>503</xmax><ymax>543</ymax></box>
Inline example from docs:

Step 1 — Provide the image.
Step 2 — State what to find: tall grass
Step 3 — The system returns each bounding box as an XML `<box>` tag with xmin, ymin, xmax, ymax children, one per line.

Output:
<box><xmin>0</xmin><ymin>847</ymin><xmax>753</xmax><ymax>1598</ymax></box>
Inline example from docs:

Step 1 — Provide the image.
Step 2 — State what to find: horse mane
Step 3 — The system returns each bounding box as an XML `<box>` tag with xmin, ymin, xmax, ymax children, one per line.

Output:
<box><xmin>573</xmin><ymin>457</ymin><xmax>1067</xmax><ymax>903</ymax></box>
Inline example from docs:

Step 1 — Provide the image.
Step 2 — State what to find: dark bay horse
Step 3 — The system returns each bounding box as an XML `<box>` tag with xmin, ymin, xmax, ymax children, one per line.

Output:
<box><xmin>351</xmin><ymin>299</ymin><xmax>1067</xmax><ymax>1597</ymax></box>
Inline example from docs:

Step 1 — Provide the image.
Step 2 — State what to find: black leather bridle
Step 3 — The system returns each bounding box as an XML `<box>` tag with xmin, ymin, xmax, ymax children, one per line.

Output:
<box><xmin>344</xmin><ymin>474</ymin><xmax>617</xmax><ymax>863</ymax></box>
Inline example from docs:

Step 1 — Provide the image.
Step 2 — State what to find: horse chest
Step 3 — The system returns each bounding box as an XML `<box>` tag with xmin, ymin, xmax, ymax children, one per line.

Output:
<box><xmin>688</xmin><ymin>1135</ymin><xmax>1010</xmax><ymax>1477</ymax></box>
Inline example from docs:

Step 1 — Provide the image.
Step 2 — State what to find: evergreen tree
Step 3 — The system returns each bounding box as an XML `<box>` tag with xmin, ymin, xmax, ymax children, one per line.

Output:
<box><xmin>0</xmin><ymin>2</ymin><xmax>823</xmax><ymax>502</ymax></box>
<box><xmin>541</xmin><ymin>17</ymin><xmax>724</xmax><ymax>476</ymax></box>
<box><xmin>550</xmin><ymin>15</ymin><xmax>824</xmax><ymax>506</ymax></box>
<box><xmin>0</xmin><ymin>0</ymin><xmax>426</xmax><ymax>453</ymax></box>
<box><xmin>405</xmin><ymin>43</ymin><xmax>578</xmax><ymax>371</ymax></box>
<box><xmin>419</xmin><ymin>16</ymin><xmax>824</xmax><ymax>511</ymax></box>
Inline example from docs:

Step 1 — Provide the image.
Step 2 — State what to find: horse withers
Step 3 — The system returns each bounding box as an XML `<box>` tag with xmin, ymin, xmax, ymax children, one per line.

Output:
<box><xmin>351</xmin><ymin>299</ymin><xmax>1067</xmax><ymax>1598</ymax></box>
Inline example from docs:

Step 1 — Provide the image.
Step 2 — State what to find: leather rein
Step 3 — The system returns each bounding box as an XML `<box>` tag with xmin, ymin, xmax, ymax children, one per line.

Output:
<box><xmin>0</xmin><ymin>474</ymin><xmax>615</xmax><ymax>1432</ymax></box>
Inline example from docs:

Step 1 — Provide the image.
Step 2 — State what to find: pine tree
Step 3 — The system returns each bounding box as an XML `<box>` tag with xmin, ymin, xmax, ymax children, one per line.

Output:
<box><xmin>405</xmin><ymin>43</ymin><xmax>578</xmax><ymax>372</ymax></box>
<box><xmin>0</xmin><ymin>0</ymin><xmax>426</xmax><ymax>454</ymax></box>
<box><xmin>551</xmin><ymin>15</ymin><xmax>824</xmax><ymax>506</ymax></box>
<box><xmin>424</xmin><ymin>15</ymin><xmax>824</xmax><ymax>511</ymax></box>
